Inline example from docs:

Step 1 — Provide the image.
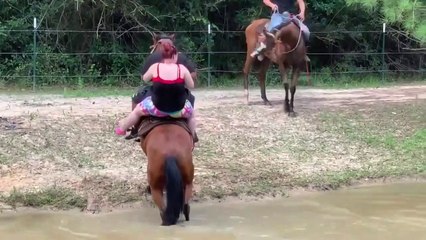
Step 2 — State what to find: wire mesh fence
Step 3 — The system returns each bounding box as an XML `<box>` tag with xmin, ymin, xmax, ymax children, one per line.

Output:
<box><xmin>0</xmin><ymin>23</ymin><xmax>424</xmax><ymax>89</ymax></box>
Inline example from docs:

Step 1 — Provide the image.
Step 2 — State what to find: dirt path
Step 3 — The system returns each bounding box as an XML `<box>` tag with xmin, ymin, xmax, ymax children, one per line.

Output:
<box><xmin>0</xmin><ymin>85</ymin><xmax>425</xmax><ymax>210</ymax></box>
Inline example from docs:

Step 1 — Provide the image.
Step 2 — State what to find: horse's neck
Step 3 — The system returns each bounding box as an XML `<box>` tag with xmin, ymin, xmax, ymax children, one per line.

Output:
<box><xmin>160</xmin><ymin>54</ymin><xmax>178</xmax><ymax>64</ymax></box>
<box><xmin>163</xmin><ymin>57</ymin><xmax>178</xmax><ymax>64</ymax></box>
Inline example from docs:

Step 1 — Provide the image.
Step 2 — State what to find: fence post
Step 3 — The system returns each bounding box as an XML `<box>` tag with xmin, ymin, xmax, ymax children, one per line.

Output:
<box><xmin>32</xmin><ymin>17</ymin><xmax>37</xmax><ymax>91</ymax></box>
<box><xmin>381</xmin><ymin>22</ymin><xmax>386</xmax><ymax>82</ymax></box>
<box><xmin>207</xmin><ymin>23</ymin><xmax>212</xmax><ymax>87</ymax></box>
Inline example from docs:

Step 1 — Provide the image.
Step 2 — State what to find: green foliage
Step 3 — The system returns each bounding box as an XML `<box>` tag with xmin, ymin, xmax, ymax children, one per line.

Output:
<box><xmin>346</xmin><ymin>0</ymin><xmax>426</xmax><ymax>44</ymax></box>
<box><xmin>0</xmin><ymin>0</ymin><xmax>424</xmax><ymax>88</ymax></box>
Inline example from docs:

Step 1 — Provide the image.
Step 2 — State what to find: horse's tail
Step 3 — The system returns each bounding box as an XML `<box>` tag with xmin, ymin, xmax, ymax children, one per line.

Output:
<box><xmin>164</xmin><ymin>156</ymin><xmax>184</xmax><ymax>225</ymax></box>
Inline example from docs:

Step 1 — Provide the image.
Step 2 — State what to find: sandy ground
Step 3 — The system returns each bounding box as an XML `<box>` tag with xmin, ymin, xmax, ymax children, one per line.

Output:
<box><xmin>0</xmin><ymin>85</ymin><xmax>425</xmax><ymax>210</ymax></box>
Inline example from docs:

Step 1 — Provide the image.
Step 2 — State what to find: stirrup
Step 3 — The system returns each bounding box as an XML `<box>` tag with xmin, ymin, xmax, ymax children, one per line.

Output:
<box><xmin>124</xmin><ymin>127</ymin><xmax>139</xmax><ymax>140</ymax></box>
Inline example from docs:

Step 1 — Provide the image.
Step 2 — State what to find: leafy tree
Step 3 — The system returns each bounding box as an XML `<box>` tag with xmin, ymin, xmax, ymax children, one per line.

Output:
<box><xmin>346</xmin><ymin>0</ymin><xmax>425</xmax><ymax>44</ymax></box>
<box><xmin>0</xmin><ymin>0</ymin><xmax>423</xmax><ymax>87</ymax></box>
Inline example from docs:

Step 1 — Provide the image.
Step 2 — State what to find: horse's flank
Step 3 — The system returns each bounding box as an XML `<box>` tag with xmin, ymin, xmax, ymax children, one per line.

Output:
<box><xmin>142</xmin><ymin>124</ymin><xmax>193</xmax><ymax>161</ymax></box>
<box><xmin>141</xmin><ymin>123</ymin><xmax>194</xmax><ymax>225</ymax></box>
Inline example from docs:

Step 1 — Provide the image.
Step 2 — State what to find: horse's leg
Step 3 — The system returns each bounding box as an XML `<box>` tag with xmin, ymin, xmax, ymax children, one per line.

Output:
<box><xmin>145</xmin><ymin>170</ymin><xmax>152</xmax><ymax>194</ymax></box>
<box><xmin>147</xmin><ymin>167</ymin><xmax>166</xmax><ymax>223</ymax></box>
<box><xmin>243</xmin><ymin>53</ymin><xmax>255</xmax><ymax>105</ymax></box>
<box><xmin>278</xmin><ymin>63</ymin><xmax>290</xmax><ymax>112</ymax></box>
<box><xmin>183</xmin><ymin>183</ymin><xmax>193</xmax><ymax>221</ymax></box>
<box><xmin>151</xmin><ymin>186</ymin><xmax>165</xmax><ymax>220</ymax></box>
<box><xmin>180</xmin><ymin>157</ymin><xmax>194</xmax><ymax>221</ymax></box>
<box><xmin>258</xmin><ymin>60</ymin><xmax>271</xmax><ymax>105</ymax></box>
<box><xmin>288</xmin><ymin>66</ymin><xmax>301</xmax><ymax>117</ymax></box>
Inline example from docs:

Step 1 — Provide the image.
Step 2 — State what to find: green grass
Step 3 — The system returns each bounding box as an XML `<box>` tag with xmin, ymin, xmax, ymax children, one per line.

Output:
<box><xmin>235</xmin><ymin>72</ymin><xmax>425</xmax><ymax>89</ymax></box>
<box><xmin>0</xmin><ymin>86</ymin><xmax>136</xmax><ymax>98</ymax></box>
<box><xmin>401</xmin><ymin>129</ymin><xmax>426</xmax><ymax>152</ymax></box>
<box><xmin>0</xmin><ymin>74</ymin><xmax>424</xmax><ymax>97</ymax></box>
<box><xmin>1</xmin><ymin>186</ymin><xmax>87</xmax><ymax>210</ymax></box>
<box><xmin>308</xmin><ymin>103</ymin><xmax>426</xmax><ymax>190</ymax></box>
<box><xmin>293</xmin><ymin>127</ymin><xmax>426</xmax><ymax>191</ymax></box>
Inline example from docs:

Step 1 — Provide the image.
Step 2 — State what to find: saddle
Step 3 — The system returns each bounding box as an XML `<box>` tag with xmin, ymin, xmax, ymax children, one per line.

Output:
<box><xmin>137</xmin><ymin>116</ymin><xmax>197</xmax><ymax>143</ymax></box>
<box><xmin>261</xmin><ymin>12</ymin><xmax>302</xmax><ymax>38</ymax></box>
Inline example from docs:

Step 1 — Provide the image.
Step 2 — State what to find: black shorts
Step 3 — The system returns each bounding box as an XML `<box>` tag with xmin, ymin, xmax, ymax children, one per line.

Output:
<box><xmin>131</xmin><ymin>86</ymin><xmax>195</xmax><ymax>107</ymax></box>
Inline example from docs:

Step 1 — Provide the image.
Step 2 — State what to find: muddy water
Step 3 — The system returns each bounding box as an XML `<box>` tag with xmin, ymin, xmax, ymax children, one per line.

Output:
<box><xmin>1</xmin><ymin>183</ymin><xmax>425</xmax><ymax>240</ymax></box>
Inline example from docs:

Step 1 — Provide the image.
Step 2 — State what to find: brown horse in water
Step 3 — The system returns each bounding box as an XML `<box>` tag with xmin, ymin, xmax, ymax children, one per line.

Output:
<box><xmin>243</xmin><ymin>17</ymin><xmax>307</xmax><ymax>117</ymax></box>
<box><xmin>140</xmin><ymin>122</ymin><xmax>194</xmax><ymax>226</ymax></box>
<box><xmin>134</xmin><ymin>33</ymin><xmax>194</xmax><ymax>226</ymax></box>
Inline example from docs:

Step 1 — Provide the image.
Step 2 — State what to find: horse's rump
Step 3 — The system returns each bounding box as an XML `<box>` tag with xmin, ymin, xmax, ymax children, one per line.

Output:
<box><xmin>137</xmin><ymin>116</ymin><xmax>192</xmax><ymax>142</ymax></box>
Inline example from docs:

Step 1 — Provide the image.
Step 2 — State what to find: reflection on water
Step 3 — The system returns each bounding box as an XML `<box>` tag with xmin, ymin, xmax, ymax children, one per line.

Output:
<box><xmin>1</xmin><ymin>183</ymin><xmax>425</xmax><ymax>240</ymax></box>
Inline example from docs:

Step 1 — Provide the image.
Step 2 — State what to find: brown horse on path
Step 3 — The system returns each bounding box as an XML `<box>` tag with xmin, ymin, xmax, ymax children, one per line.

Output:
<box><xmin>243</xmin><ymin>17</ymin><xmax>307</xmax><ymax>117</ymax></box>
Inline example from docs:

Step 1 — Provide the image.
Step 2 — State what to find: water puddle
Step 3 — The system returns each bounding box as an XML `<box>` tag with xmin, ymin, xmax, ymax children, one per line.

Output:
<box><xmin>1</xmin><ymin>183</ymin><xmax>425</xmax><ymax>239</ymax></box>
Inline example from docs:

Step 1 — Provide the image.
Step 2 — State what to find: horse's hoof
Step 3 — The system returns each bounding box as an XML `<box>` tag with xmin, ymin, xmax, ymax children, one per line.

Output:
<box><xmin>160</xmin><ymin>211</ymin><xmax>168</xmax><ymax>226</ymax></box>
<box><xmin>183</xmin><ymin>204</ymin><xmax>190</xmax><ymax>221</ymax></box>
<box><xmin>288</xmin><ymin>112</ymin><xmax>297</xmax><ymax>117</ymax></box>
<box><xmin>284</xmin><ymin>103</ymin><xmax>290</xmax><ymax>112</ymax></box>
<box><xmin>263</xmin><ymin>100</ymin><xmax>272</xmax><ymax>106</ymax></box>
<box><xmin>160</xmin><ymin>211</ymin><xmax>173</xmax><ymax>226</ymax></box>
<box><xmin>284</xmin><ymin>106</ymin><xmax>289</xmax><ymax>112</ymax></box>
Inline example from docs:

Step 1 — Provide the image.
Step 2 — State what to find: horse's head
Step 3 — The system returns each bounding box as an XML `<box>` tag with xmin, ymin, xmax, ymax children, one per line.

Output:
<box><xmin>150</xmin><ymin>33</ymin><xmax>176</xmax><ymax>53</ymax></box>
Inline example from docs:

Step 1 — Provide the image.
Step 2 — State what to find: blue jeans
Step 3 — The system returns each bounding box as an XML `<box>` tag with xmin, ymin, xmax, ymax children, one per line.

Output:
<box><xmin>266</xmin><ymin>11</ymin><xmax>310</xmax><ymax>41</ymax></box>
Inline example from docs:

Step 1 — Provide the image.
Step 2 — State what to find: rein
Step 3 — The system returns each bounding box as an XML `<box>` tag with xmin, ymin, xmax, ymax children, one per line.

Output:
<box><xmin>149</xmin><ymin>42</ymin><xmax>160</xmax><ymax>54</ymax></box>
<box><xmin>275</xmin><ymin>21</ymin><xmax>303</xmax><ymax>55</ymax></box>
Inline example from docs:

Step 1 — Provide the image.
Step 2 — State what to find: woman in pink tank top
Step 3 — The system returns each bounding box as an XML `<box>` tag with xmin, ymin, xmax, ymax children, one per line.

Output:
<box><xmin>115</xmin><ymin>42</ymin><xmax>197</xmax><ymax>140</ymax></box>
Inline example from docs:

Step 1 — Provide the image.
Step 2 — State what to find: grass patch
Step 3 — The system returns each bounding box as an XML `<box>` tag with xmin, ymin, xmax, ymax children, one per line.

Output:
<box><xmin>401</xmin><ymin>129</ymin><xmax>426</xmax><ymax>152</ymax></box>
<box><xmin>221</xmin><ymin>72</ymin><xmax>425</xmax><ymax>89</ymax></box>
<box><xmin>0</xmin><ymin>74</ymin><xmax>424</xmax><ymax>97</ymax></box>
<box><xmin>295</xmin><ymin>168</ymin><xmax>426</xmax><ymax>191</ymax></box>
<box><xmin>1</xmin><ymin>186</ymin><xmax>87</xmax><ymax>210</ymax></box>
<box><xmin>318</xmin><ymin>103</ymin><xmax>426</xmax><ymax>151</ymax></box>
<box><xmin>316</xmin><ymin>103</ymin><xmax>426</xmax><ymax>188</ymax></box>
<box><xmin>295</xmin><ymin>169</ymin><xmax>370</xmax><ymax>190</ymax></box>
<box><xmin>0</xmin><ymin>86</ymin><xmax>136</xmax><ymax>98</ymax></box>
<box><xmin>106</xmin><ymin>181</ymin><xmax>141</xmax><ymax>205</ymax></box>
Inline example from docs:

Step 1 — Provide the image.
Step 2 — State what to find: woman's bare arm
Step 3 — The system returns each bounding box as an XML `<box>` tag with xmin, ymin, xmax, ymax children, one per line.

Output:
<box><xmin>142</xmin><ymin>64</ymin><xmax>157</xmax><ymax>82</ymax></box>
<box><xmin>182</xmin><ymin>66</ymin><xmax>195</xmax><ymax>89</ymax></box>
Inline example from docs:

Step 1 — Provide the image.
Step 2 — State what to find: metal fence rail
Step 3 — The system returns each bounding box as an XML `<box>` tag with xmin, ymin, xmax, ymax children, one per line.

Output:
<box><xmin>0</xmin><ymin>22</ymin><xmax>425</xmax><ymax>89</ymax></box>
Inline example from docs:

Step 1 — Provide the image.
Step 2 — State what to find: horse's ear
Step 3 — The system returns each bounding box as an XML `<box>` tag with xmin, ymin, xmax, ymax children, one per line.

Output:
<box><xmin>169</xmin><ymin>34</ymin><xmax>176</xmax><ymax>41</ymax></box>
<box><xmin>152</xmin><ymin>33</ymin><xmax>160</xmax><ymax>43</ymax></box>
